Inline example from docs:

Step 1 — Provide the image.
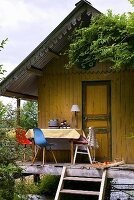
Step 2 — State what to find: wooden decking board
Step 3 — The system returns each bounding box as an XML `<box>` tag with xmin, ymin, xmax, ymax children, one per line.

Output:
<box><xmin>19</xmin><ymin>162</ymin><xmax>134</xmax><ymax>179</ymax></box>
<box><xmin>60</xmin><ymin>189</ymin><xmax>100</xmax><ymax>195</ymax></box>
<box><xmin>64</xmin><ymin>176</ymin><xmax>102</xmax><ymax>182</ymax></box>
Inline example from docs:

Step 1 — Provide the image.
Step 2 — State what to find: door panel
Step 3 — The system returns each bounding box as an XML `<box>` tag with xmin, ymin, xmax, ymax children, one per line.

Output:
<box><xmin>82</xmin><ymin>81</ymin><xmax>111</xmax><ymax>161</ymax></box>
<box><xmin>96</xmin><ymin>134</ymin><xmax>109</xmax><ymax>159</ymax></box>
<box><xmin>86</xmin><ymin>85</ymin><xmax>108</xmax><ymax>114</ymax></box>
<box><xmin>86</xmin><ymin>120</ymin><xmax>108</xmax><ymax>128</ymax></box>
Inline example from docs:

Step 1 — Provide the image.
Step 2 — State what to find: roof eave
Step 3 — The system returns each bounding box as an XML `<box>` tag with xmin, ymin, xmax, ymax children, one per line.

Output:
<box><xmin>0</xmin><ymin>0</ymin><xmax>101</xmax><ymax>99</ymax></box>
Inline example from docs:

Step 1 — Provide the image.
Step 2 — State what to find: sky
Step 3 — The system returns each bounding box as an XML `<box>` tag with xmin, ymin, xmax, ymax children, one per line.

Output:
<box><xmin>0</xmin><ymin>0</ymin><xmax>133</xmax><ymax>103</ymax></box>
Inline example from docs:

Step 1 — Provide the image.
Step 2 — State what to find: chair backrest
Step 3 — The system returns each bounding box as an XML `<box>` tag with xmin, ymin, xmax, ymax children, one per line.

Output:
<box><xmin>16</xmin><ymin>127</ymin><xmax>31</xmax><ymax>145</ymax></box>
<box><xmin>33</xmin><ymin>128</ymin><xmax>47</xmax><ymax>147</ymax></box>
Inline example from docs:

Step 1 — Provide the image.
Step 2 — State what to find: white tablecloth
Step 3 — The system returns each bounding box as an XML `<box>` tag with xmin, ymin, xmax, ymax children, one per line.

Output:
<box><xmin>26</xmin><ymin>128</ymin><xmax>81</xmax><ymax>139</ymax></box>
<box><xmin>26</xmin><ymin>129</ymin><xmax>81</xmax><ymax>150</ymax></box>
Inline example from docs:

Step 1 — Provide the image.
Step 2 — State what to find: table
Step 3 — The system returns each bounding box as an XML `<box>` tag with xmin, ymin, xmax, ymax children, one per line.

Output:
<box><xmin>26</xmin><ymin>129</ymin><xmax>81</xmax><ymax>164</ymax></box>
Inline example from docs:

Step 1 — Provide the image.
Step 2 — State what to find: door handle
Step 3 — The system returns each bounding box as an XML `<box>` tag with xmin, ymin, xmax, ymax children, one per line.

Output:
<box><xmin>83</xmin><ymin>116</ymin><xmax>87</xmax><ymax>121</ymax></box>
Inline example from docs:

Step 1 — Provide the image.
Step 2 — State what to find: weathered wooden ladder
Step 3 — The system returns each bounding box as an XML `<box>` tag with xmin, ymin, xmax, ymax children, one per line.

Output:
<box><xmin>54</xmin><ymin>166</ymin><xmax>107</xmax><ymax>200</ymax></box>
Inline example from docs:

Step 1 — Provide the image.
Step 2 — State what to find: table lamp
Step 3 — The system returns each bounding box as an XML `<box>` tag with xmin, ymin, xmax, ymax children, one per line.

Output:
<box><xmin>71</xmin><ymin>104</ymin><xmax>80</xmax><ymax>128</ymax></box>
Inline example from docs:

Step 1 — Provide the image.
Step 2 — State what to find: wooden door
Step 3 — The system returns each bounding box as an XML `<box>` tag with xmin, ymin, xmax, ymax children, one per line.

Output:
<box><xmin>82</xmin><ymin>81</ymin><xmax>111</xmax><ymax>161</ymax></box>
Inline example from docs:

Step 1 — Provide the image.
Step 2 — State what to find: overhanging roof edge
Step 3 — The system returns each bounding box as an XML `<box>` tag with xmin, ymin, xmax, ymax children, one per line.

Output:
<box><xmin>0</xmin><ymin>0</ymin><xmax>101</xmax><ymax>97</ymax></box>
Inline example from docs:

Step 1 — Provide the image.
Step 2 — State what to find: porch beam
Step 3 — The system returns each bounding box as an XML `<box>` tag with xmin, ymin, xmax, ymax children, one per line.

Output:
<box><xmin>20</xmin><ymin>164</ymin><xmax>134</xmax><ymax>179</ymax></box>
<box><xmin>5</xmin><ymin>90</ymin><xmax>38</xmax><ymax>100</ymax></box>
<box><xmin>17</xmin><ymin>98</ymin><xmax>20</xmax><ymax>126</ymax></box>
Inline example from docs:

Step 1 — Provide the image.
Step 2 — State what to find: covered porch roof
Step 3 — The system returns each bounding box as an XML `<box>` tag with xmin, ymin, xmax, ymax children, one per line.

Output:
<box><xmin>0</xmin><ymin>0</ymin><xmax>100</xmax><ymax>101</ymax></box>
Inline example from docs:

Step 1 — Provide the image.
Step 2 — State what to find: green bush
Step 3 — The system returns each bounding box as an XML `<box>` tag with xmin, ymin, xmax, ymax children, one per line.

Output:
<box><xmin>14</xmin><ymin>179</ymin><xmax>33</xmax><ymax>200</ymax></box>
<box><xmin>0</xmin><ymin>136</ymin><xmax>22</xmax><ymax>200</ymax></box>
<box><xmin>23</xmin><ymin>174</ymin><xmax>60</xmax><ymax>196</ymax></box>
<box><xmin>38</xmin><ymin>175</ymin><xmax>60</xmax><ymax>195</ymax></box>
<box><xmin>18</xmin><ymin>178</ymin><xmax>39</xmax><ymax>195</ymax></box>
<box><xmin>0</xmin><ymin>132</ymin><xmax>59</xmax><ymax>199</ymax></box>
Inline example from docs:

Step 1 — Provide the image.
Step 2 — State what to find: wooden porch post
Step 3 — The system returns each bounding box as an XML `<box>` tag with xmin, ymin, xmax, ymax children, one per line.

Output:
<box><xmin>17</xmin><ymin>98</ymin><xmax>20</xmax><ymax>126</ymax></box>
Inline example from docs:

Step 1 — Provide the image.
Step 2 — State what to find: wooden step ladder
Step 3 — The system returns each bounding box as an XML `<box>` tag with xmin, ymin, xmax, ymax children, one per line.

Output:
<box><xmin>54</xmin><ymin>166</ymin><xmax>107</xmax><ymax>200</ymax></box>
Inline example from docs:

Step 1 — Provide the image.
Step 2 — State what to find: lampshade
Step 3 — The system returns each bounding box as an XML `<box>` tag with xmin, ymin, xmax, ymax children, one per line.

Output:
<box><xmin>71</xmin><ymin>104</ymin><xmax>80</xmax><ymax>112</ymax></box>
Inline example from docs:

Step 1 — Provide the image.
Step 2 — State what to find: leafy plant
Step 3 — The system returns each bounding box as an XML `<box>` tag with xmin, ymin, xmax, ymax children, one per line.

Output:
<box><xmin>128</xmin><ymin>0</ymin><xmax>134</xmax><ymax>6</ymax></box>
<box><xmin>0</xmin><ymin>38</ymin><xmax>8</xmax><ymax>81</ymax></box>
<box><xmin>0</xmin><ymin>100</ymin><xmax>17</xmax><ymax>128</ymax></box>
<box><xmin>66</xmin><ymin>10</ymin><xmax>134</xmax><ymax>71</ymax></box>
<box><xmin>20</xmin><ymin>101</ymin><xmax>38</xmax><ymax>131</ymax></box>
<box><xmin>0</xmin><ymin>100</ymin><xmax>38</xmax><ymax>130</ymax></box>
<box><xmin>0</xmin><ymin>136</ymin><xmax>22</xmax><ymax>200</ymax></box>
<box><xmin>15</xmin><ymin>175</ymin><xmax>60</xmax><ymax>198</ymax></box>
<box><xmin>14</xmin><ymin>179</ymin><xmax>32</xmax><ymax>200</ymax></box>
<box><xmin>38</xmin><ymin>175</ymin><xmax>60</xmax><ymax>195</ymax></box>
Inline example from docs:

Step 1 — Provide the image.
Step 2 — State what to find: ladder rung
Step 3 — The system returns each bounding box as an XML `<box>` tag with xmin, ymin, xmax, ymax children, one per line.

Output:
<box><xmin>76</xmin><ymin>151</ymin><xmax>89</xmax><ymax>154</ymax></box>
<box><xmin>64</xmin><ymin>176</ymin><xmax>102</xmax><ymax>182</ymax></box>
<box><xmin>60</xmin><ymin>189</ymin><xmax>100</xmax><ymax>196</ymax></box>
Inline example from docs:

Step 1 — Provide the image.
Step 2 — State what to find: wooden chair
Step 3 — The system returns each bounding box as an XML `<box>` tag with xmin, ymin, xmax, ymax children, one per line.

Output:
<box><xmin>15</xmin><ymin>127</ymin><xmax>32</xmax><ymax>161</ymax></box>
<box><xmin>73</xmin><ymin>134</ymin><xmax>92</xmax><ymax>164</ymax></box>
<box><xmin>32</xmin><ymin>128</ymin><xmax>57</xmax><ymax>165</ymax></box>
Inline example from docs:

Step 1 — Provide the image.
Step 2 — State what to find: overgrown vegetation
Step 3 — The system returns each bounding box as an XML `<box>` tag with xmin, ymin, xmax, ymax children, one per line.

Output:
<box><xmin>14</xmin><ymin>174</ymin><xmax>59</xmax><ymax>199</ymax></box>
<box><xmin>128</xmin><ymin>0</ymin><xmax>134</xmax><ymax>6</ymax></box>
<box><xmin>0</xmin><ymin>136</ymin><xmax>22</xmax><ymax>200</ymax></box>
<box><xmin>66</xmin><ymin>8</ymin><xmax>134</xmax><ymax>71</ymax></box>
<box><xmin>0</xmin><ymin>38</ymin><xmax>8</xmax><ymax>81</ymax></box>
<box><xmin>20</xmin><ymin>101</ymin><xmax>38</xmax><ymax>130</ymax></box>
<box><xmin>0</xmin><ymin>99</ymin><xmax>38</xmax><ymax>199</ymax></box>
<box><xmin>0</xmin><ymin>100</ymin><xmax>38</xmax><ymax>130</ymax></box>
<box><xmin>37</xmin><ymin>175</ymin><xmax>60</xmax><ymax>196</ymax></box>
<box><xmin>0</xmin><ymin>131</ymin><xmax>58</xmax><ymax>200</ymax></box>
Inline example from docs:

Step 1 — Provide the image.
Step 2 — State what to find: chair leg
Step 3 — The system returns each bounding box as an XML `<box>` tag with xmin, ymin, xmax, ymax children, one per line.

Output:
<box><xmin>73</xmin><ymin>145</ymin><xmax>78</xmax><ymax>164</ymax></box>
<box><xmin>50</xmin><ymin>148</ymin><xmax>57</xmax><ymax>163</ymax></box>
<box><xmin>87</xmin><ymin>146</ymin><xmax>92</xmax><ymax>164</ymax></box>
<box><xmin>42</xmin><ymin>148</ymin><xmax>46</xmax><ymax>165</ymax></box>
<box><xmin>23</xmin><ymin>144</ymin><xmax>26</xmax><ymax>162</ymax></box>
<box><xmin>93</xmin><ymin>147</ymin><xmax>95</xmax><ymax>162</ymax></box>
<box><xmin>73</xmin><ymin>145</ymin><xmax>92</xmax><ymax>164</ymax></box>
<box><xmin>32</xmin><ymin>148</ymin><xmax>39</xmax><ymax>164</ymax></box>
<box><xmin>34</xmin><ymin>145</ymin><xmax>37</xmax><ymax>154</ymax></box>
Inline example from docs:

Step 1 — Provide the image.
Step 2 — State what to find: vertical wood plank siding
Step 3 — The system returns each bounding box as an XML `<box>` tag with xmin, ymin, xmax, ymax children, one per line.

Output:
<box><xmin>38</xmin><ymin>55</ymin><xmax>134</xmax><ymax>163</ymax></box>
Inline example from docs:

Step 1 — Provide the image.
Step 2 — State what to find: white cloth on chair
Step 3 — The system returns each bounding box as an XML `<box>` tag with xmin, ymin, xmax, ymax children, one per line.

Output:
<box><xmin>87</xmin><ymin>127</ymin><xmax>99</xmax><ymax>162</ymax></box>
<box><xmin>87</xmin><ymin>127</ymin><xmax>99</xmax><ymax>149</ymax></box>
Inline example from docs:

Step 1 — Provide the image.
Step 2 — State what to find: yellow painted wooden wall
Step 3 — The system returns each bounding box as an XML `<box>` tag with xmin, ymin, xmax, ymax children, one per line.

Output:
<box><xmin>38</xmin><ymin>55</ymin><xmax>134</xmax><ymax>163</ymax></box>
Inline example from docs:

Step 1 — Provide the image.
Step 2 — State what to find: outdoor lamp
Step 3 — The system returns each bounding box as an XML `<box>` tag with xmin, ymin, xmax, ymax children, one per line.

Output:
<box><xmin>71</xmin><ymin>104</ymin><xmax>80</xmax><ymax>128</ymax></box>
<box><xmin>71</xmin><ymin>104</ymin><xmax>80</xmax><ymax>112</ymax></box>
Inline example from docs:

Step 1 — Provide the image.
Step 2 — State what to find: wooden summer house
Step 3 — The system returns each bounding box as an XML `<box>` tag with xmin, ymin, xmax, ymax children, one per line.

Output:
<box><xmin>0</xmin><ymin>0</ymin><xmax>134</xmax><ymax>164</ymax></box>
